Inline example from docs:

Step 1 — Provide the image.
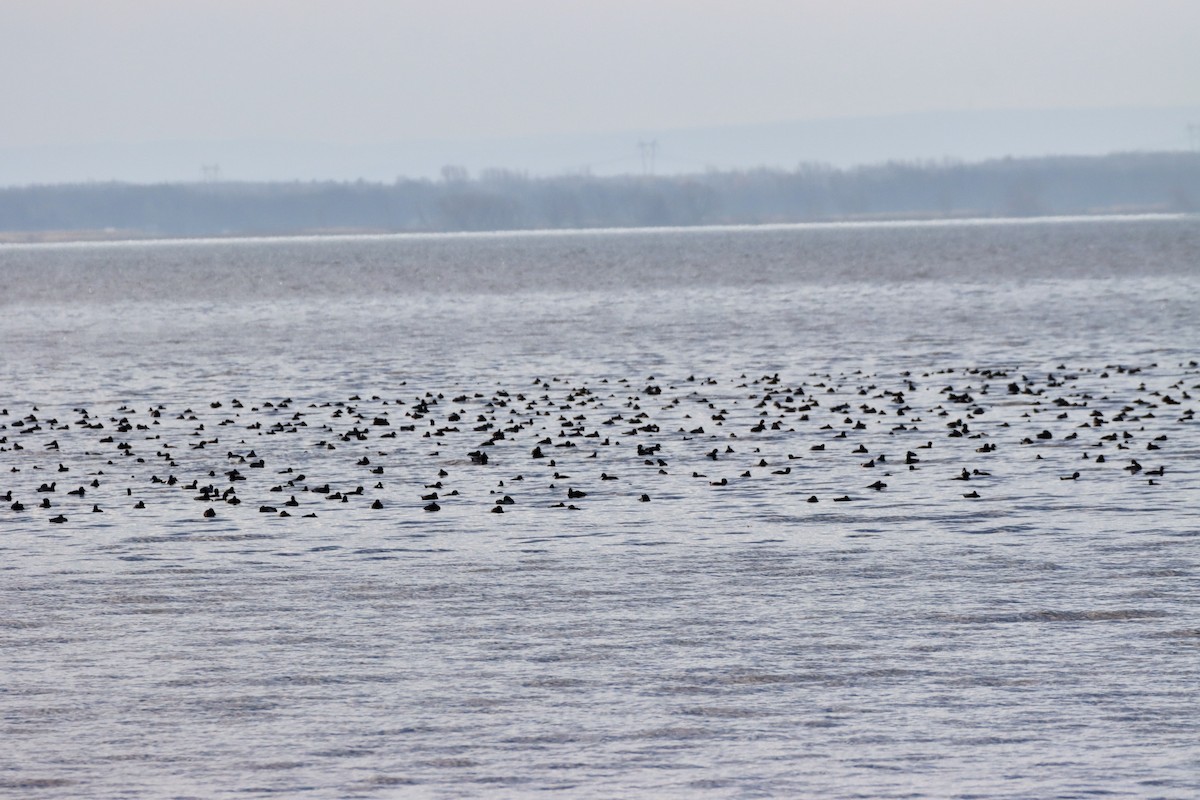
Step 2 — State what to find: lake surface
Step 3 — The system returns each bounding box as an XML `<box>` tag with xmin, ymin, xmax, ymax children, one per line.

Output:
<box><xmin>1</xmin><ymin>216</ymin><xmax>1199</xmax><ymax>798</ymax></box>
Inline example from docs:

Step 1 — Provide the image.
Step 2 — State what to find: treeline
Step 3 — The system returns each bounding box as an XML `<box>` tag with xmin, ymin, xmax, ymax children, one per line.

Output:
<box><xmin>1</xmin><ymin>152</ymin><xmax>1197</xmax><ymax>239</ymax></box>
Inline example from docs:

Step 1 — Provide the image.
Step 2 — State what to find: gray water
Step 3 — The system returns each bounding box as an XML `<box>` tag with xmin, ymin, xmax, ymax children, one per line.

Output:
<box><xmin>1</xmin><ymin>216</ymin><xmax>1199</xmax><ymax>798</ymax></box>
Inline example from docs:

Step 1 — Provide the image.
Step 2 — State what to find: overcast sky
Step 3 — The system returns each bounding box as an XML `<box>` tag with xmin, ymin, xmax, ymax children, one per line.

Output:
<box><xmin>4</xmin><ymin>0</ymin><xmax>1200</xmax><ymax>150</ymax></box>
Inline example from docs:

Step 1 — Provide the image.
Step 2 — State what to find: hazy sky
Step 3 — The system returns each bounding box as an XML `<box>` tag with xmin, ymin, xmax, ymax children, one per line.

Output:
<box><xmin>5</xmin><ymin>0</ymin><xmax>1200</xmax><ymax>148</ymax></box>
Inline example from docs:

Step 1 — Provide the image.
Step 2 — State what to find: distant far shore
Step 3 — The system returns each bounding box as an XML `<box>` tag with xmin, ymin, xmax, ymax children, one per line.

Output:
<box><xmin>1</xmin><ymin>152</ymin><xmax>1196</xmax><ymax>244</ymax></box>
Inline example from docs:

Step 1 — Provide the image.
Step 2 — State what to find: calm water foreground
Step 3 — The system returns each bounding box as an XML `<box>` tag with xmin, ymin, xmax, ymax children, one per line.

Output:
<box><xmin>1</xmin><ymin>216</ymin><xmax>1199</xmax><ymax>798</ymax></box>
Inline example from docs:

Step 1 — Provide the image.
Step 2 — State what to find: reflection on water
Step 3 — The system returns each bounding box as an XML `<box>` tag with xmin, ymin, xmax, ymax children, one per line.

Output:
<box><xmin>1</xmin><ymin>217</ymin><xmax>1199</xmax><ymax>798</ymax></box>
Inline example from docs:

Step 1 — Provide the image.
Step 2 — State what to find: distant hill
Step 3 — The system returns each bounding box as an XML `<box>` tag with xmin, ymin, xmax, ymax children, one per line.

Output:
<box><xmin>0</xmin><ymin>151</ymin><xmax>1197</xmax><ymax>241</ymax></box>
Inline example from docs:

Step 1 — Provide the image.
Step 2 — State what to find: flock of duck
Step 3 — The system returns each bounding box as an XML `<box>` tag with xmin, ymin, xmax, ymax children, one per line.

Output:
<box><xmin>2</xmin><ymin>361</ymin><xmax>1194</xmax><ymax>526</ymax></box>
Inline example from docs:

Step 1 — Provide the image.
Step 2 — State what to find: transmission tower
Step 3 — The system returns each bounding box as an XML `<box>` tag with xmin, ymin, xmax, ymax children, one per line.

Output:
<box><xmin>638</xmin><ymin>139</ymin><xmax>658</xmax><ymax>176</ymax></box>
<box><xmin>1189</xmin><ymin>124</ymin><xmax>1200</xmax><ymax>152</ymax></box>
<box><xmin>201</xmin><ymin>163</ymin><xmax>222</xmax><ymax>183</ymax></box>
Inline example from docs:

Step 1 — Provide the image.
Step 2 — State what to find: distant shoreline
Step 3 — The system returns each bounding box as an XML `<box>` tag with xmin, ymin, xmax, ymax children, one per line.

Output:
<box><xmin>0</xmin><ymin>211</ymin><xmax>1193</xmax><ymax>249</ymax></box>
<box><xmin>2</xmin><ymin>151</ymin><xmax>1196</xmax><ymax>245</ymax></box>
